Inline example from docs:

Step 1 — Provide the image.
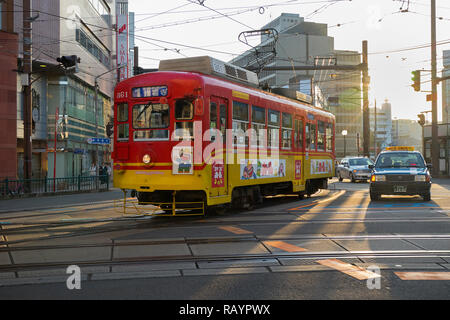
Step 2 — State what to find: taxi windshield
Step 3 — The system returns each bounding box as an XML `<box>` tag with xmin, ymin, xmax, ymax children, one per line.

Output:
<box><xmin>349</xmin><ymin>158</ymin><xmax>373</xmax><ymax>166</ymax></box>
<box><xmin>375</xmin><ymin>152</ymin><xmax>425</xmax><ymax>168</ymax></box>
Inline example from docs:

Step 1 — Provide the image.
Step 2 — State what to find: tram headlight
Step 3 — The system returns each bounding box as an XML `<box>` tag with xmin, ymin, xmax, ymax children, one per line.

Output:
<box><xmin>142</xmin><ymin>154</ymin><xmax>151</xmax><ymax>164</ymax></box>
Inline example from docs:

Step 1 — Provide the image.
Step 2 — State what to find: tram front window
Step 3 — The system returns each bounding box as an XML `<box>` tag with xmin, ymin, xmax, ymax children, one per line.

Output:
<box><xmin>133</xmin><ymin>103</ymin><xmax>170</xmax><ymax>140</ymax></box>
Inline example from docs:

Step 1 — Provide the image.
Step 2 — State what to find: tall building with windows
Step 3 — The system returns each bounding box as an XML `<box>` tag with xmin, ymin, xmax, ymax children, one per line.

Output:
<box><xmin>320</xmin><ymin>50</ymin><xmax>362</xmax><ymax>158</ymax></box>
<box><xmin>11</xmin><ymin>0</ymin><xmax>119</xmax><ymax>179</ymax></box>
<box><xmin>369</xmin><ymin>99</ymin><xmax>393</xmax><ymax>156</ymax></box>
<box><xmin>230</xmin><ymin>13</ymin><xmax>334</xmax><ymax>92</ymax></box>
<box><xmin>392</xmin><ymin>119</ymin><xmax>422</xmax><ymax>153</ymax></box>
<box><xmin>230</xmin><ymin>13</ymin><xmax>363</xmax><ymax>158</ymax></box>
<box><xmin>0</xmin><ymin>0</ymin><xmax>18</xmax><ymax>179</ymax></box>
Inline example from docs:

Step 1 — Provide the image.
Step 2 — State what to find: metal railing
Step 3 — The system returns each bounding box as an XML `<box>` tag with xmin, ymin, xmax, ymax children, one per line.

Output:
<box><xmin>0</xmin><ymin>175</ymin><xmax>109</xmax><ymax>199</ymax></box>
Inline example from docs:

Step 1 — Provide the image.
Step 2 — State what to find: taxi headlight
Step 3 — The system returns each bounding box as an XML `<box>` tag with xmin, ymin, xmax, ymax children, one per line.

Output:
<box><xmin>142</xmin><ymin>154</ymin><xmax>151</xmax><ymax>164</ymax></box>
<box><xmin>415</xmin><ymin>175</ymin><xmax>426</xmax><ymax>182</ymax></box>
<box><xmin>372</xmin><ymin>175</ymin><xmax>386</xmax><ymax>182</ymax></box>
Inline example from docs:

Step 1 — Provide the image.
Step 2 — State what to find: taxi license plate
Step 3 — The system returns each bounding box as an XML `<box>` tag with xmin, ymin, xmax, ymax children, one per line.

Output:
<box><xmin>394</xmin><ymin>185</ymin><xmax>406</xmax><ymax>193</ymax></box>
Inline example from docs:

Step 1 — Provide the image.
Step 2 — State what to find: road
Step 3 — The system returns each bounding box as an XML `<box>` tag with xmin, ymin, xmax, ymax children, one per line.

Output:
<box><xmin>0</xmin><ymin>178</ymin><xmax>449</xmax><ymax>301</ymax></box>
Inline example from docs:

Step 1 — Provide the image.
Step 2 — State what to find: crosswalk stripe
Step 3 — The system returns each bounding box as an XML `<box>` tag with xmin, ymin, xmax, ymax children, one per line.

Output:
<box><xmin>394</xmin><ymin>272</ymin><xmax>450</xmax><ymax>280</ymax></box>
<box><xmin>264</xmin><ymin>240</ymin><xmax>308</xmax><ymax>252</ymax></box>
<box><xmin>218</xmin><ymin>226</ymin><xmax>253</xmax><ymax>235</ymax></box>
<box><xmin>316</xmin><ymin>259</ymin><xmax>381</xmax><ymax>280</ymax></box>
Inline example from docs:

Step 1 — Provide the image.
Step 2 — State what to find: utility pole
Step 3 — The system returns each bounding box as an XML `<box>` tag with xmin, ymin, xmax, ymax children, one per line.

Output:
<box><xmin>23</xmin><ymin>0</ymin><xmax>33</xmax><ymax>187</ymax></box>
<box><xmin>374</xmin><ymin>99</ymin><xmax>377</xmax><ymax>157</ymax></box>
<box><xmin>362</xmin><ymin>40</ymin><xmax>370</xmax><ymax>158</ymax></box>
<box><xmin>430</xmin><ymin>0</ymin><xmax>439</xmax><ymax>176</ymax></box>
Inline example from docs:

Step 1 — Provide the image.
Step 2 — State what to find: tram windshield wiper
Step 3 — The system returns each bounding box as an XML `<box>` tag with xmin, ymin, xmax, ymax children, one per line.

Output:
<box><xmin>136</xmin><ymin>102</ymin><xmax>152</xmax><ymax>121</ymax></box>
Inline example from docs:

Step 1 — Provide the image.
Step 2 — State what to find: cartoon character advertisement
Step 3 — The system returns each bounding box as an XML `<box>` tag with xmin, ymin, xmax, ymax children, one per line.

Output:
<box><xmin>172</xmin><ymin>146</ymin><xmax>193</xmax><ymax>175</ymax></box>
<box><xmin>240</xmin><ymin>159</ymin><xmax>286</xmax><ymax>180</ymax></box>
<box><xmin>212</xmin><ymin>161</ymin><xmax>225</xmax><ymax>188</ymax></box>
<box><xmin>310</xmin><ymin>159</ymin><xmax>332</xmax><ymax>175</ymax></box>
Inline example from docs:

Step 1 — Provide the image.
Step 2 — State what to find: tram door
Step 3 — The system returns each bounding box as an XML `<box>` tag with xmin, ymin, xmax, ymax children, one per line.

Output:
<box><xmin>294</xmin><ymin>116</ymin><xmax>305</xmax><ymax>185</ymax></box>
<box><xmin>209</xmin><ymin>96</ymin><xmax>228</xmax><ymax>197</ymax></box>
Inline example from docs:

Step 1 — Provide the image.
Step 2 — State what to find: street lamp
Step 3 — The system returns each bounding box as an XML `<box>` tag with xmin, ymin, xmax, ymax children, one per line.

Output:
<box><xmin>342</xmin><ymin>130</ymin><xmax>348</xmax><ymax>157</ymax></box>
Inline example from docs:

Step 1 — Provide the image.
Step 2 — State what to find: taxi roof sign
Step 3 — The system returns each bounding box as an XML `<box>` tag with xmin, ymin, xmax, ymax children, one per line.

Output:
<box><xmin>385</xmin><ymin>146</ymin><xmax>415</xmax><ymax>151</ymax></box>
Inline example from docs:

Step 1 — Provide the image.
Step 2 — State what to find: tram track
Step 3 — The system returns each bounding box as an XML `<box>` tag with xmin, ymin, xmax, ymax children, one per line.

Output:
<box><xmin>1</xmin><ymin>210</ymin><xmax>450</xmax><ymax>246</ymax></box>
<box><xmin>1</xmin><ymin>247</ymin><xmax>449</xmax><ymax>275</ymax></box>
<box><xmin>1</xmin><ymin>233</ymin><xmax>450</xmax><ymax>271</ymax></box>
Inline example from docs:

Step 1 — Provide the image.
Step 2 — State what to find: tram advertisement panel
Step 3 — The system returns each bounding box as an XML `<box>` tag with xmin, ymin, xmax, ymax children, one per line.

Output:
<box><xmin>310</xmin><ymin>159</ymin><xmax>332</xmax><ymax>175</ymax></box>
<box><xmin>240</xmin><ymin>159</ymin><xmax>286</xmax><ymax>180</ymax></box>
<box><xmin>212</xmin><ymin>161</ymin><xmax>225</xmax><ymax>188</ymax></box>
<box><xmin>172</xmin><ymin>146</ymin><xmax>193</xmax><ymax>175</ymax></box>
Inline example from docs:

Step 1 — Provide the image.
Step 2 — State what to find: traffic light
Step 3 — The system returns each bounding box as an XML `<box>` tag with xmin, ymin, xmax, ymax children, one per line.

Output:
<box><xmin>417</xmin><ymin>113</ymin><xmax>425</xmax><ymax>126</ymax></box>
<box><xmin>411</xmin><ymin>70</ymin><xmax>421</xmax><ymax>92</ymax></box>
<box><xmin>57</xmin><ymin>55</ymin><xmax>80</xmax><ymax>72</ymax></box>
<box><xmin>106</xmin><ymin>122</ymin><xmax>113</xmax><ymax>137</ymax></box>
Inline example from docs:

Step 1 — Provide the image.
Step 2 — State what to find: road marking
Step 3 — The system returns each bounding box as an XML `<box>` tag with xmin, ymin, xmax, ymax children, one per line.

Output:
<box><xmin>218</xmin><ymin>226</ymin><xmax>253</xmax><ymax>235</ymax></box>
<box><xmin>264</xmin><ymin>241</ymin><xmax>308</xmax><ymax>252</ymax></box>
<box><xmin>288</xmin><ymin>190</ymin><xmax>346</xmax><ymax>211</ymax></box>
<box><xmin>394</xmin><ymin>272</ymin><xmax>450</xmax><ymax>280</ymax></box>
<box><xmin>316</xmin><ymin>259</ymin><xmax>381</xmax><ymax>280</ymax></box>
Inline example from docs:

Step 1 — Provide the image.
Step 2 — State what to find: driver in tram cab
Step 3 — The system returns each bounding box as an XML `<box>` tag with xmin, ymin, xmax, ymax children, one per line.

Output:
<box><xmin>152</xmin><ymin>113</ymin><xmax>169</xmax><ymax>139</ymax></box>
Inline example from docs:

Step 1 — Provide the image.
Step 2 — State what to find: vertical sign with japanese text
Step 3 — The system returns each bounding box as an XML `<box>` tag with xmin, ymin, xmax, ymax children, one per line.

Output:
<box><xmin>212</xmin><ymin>161</ymin><xmax>224</xmax><ymax>188</ymax></box>
<box><xmin>116</xmin><ymin>6</ymin><xmax>128</xmax><ymax>82</ymax></box>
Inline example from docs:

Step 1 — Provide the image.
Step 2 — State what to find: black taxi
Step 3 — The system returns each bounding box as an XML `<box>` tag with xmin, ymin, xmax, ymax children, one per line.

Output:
<box><xmin>369</xmin><ymin>147</ymin><xmax>432</xmax><ymax>201</ymax></box>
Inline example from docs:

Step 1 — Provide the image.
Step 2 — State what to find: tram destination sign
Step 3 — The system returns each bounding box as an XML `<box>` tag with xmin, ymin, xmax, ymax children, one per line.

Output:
<box><xmin>87</xmin><ymin>138</ymin><xmax>111</xmax><ymax>145</ymax></box>
<box><xmin>132</xmin><ymin>85</ymin><xmax>168</xmax><ymax>98</ymax></box>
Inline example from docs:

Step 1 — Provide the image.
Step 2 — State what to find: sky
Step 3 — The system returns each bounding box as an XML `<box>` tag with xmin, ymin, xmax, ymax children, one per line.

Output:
<box><xmin>129</xmin><ymin>0</ymin><xmax>450</xmax><ymax>121</ymax></box>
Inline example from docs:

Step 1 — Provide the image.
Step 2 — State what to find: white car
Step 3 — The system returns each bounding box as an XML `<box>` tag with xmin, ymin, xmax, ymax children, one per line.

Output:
<box><xmin>337</xmin><ymin>157</ymin><xmax>374</xmax><ymax>182</ymax></box>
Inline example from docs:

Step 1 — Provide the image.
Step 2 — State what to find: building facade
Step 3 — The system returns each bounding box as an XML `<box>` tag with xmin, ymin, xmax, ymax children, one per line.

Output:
<box><xmin>0</xmin><ymin>0</ymin><xmax>18</xmax><ymax>179</ymax></box>
<box><xmin>11</xmin><ymin>0</ymin><xmax>119</xmax><ymax>179</ymax></box>
<box><xmin>423</xmin><ymin>123</ymin><xmax>450</xmax><ymax>176</ymax></box>
<box><xmin>369</xmin><ymin>99</ymin><xmax>393</xmax><ymax>157</ymax></box>
<box><xmin>230</xmin><ymin>13</ymin><xmax>334</xmax><ymax>92</ymax></box>
<box><xmin>230</xmin><ymin>13</ymin><xmax>364</xmax><ymax>159</ymax></box>
<box><xmin>321</xmin><ymin>50</ymin><xmax>362</xmax><ymax>158</ymax></box>
<box><xmin>392</xmin><ymin>119</ymin><xmax>422</xmax><ymax>153</ymax></box>
<box><xmin>443</xmin><ymin>50</ymin><xmax>450</xmax><ymax>124</ymax></box>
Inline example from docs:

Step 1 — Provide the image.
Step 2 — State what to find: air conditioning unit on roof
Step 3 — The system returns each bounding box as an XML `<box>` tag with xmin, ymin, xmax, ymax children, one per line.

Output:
<box><xmin>158</xmin><ymin>56</ymin><xmax>259</xmax><ymax>88</ymax></box>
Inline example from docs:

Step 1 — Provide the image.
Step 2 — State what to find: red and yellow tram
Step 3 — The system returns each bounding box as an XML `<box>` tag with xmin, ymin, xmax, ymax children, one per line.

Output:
<box><xmin>112</xmin><ymin>57</ymin><xmax>335</xmax><ymax>214</ymax></box>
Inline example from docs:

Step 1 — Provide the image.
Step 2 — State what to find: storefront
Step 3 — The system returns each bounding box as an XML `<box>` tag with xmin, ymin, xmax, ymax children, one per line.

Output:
<box><xmin>423</xmin><ymin>123</ymin><xmax>450</xmax><ymax>177</ymax></box>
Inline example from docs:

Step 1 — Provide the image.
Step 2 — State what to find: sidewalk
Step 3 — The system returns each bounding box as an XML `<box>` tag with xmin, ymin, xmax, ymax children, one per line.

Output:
<box><xmin>0</xmin><ymin>188</ymin><xmax>124</xmax><ymax>214</ymax></box>
<box><xmin>433</xmin><ymin>178</ymin><xmax>450</xmax><ymax>187</ymax></box>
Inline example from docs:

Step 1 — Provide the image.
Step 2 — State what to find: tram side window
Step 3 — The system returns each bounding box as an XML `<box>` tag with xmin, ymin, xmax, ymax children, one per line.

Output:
<box><xmin>117</xmin><ymin>103</ymin><xmax>129</xmax><ymax>141</ymax></box>
<box><xmin>174</xmin><ymin>99</ymin><xmax>193</xmax><ymax>139</ymax></box>
<box><xmin>268</xmin><ymin>109</ymin><xmax>280</xmax><ymax>149</ymax></box>
<box><xmin>317</xmin><ymin>121</ymin><xmax>325</xmax><ymax>151</ymax></box>
<box><xmin>251</xmin><ymin>105</ymin><xmax>266</xmax><ymax>148</ymax></box>
<box><xmin>326</xmin><ymin>122</ymin><xmax>333</xmax><ymax>152</ymax></box>
<box><xmin>232</xmin><ymin>101</ymin><xmax>249</xmax><ymax>147</ymax></box>
<box><xmin>295</xmin><ymin>119</ymin><xmax>304</xmax><ymax>150</ymax></box>
<box><xmin>220</xmin><ymin>104</ymin><xmax>227</xmax><ymax>143</ymax></box>
<box><xmin>281</xmin><ymin>112</ymin><xmax>292</xmax><ymax>149</ymax></box>
<box><xmin>306</xmin><ymin>122</ymin><xmax>316</xmax><ymax>150</ymax></box>
<box><xmin>175</xmin><ymin>99</ymin><xmax>193</xmax><ymax>120</ymax></box>
<box><xmin>209</xmin><ymin>102</ymin><xmax>218</xmax><ymax>141</ymax></box>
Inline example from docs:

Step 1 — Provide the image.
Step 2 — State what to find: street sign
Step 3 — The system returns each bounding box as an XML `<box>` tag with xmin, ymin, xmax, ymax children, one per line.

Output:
<box><xmin>87</xmin><ymin>137</ymin><xmax>110</xmax><ymax>145</ymax></box>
